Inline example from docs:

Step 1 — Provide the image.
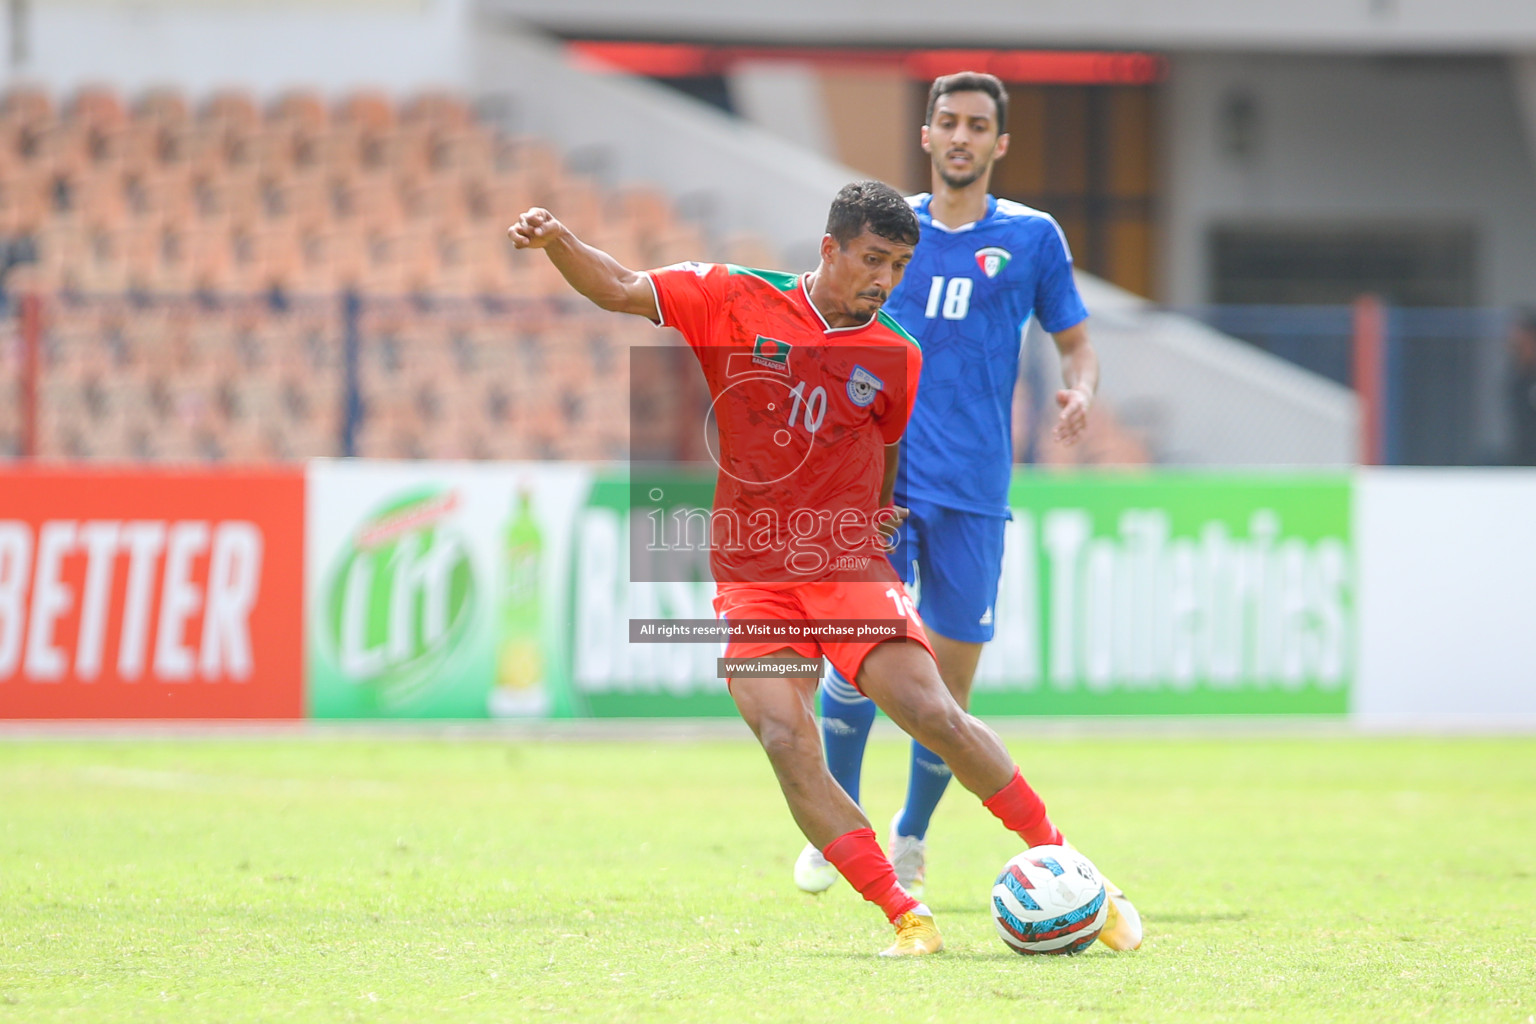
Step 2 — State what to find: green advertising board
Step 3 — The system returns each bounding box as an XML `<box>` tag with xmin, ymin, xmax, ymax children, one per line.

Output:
<box><xmin>564</xmin><ymin>469</ymin><xmax>1352</xmax><ymax>718</ymax></box>
<box><xmin>306</xmin><ymin>464</ymin><xmax>1352</xmax><ymax>719</ymax></box>
<box><xmin>306</xmin><ymin>462</ymin><xmax>589</xmax><ymax>719</ymax></box>
<box><xmin>313</xmin><ymin>485</ymin><xmax>481</xmax><ymax>716</ymax></box>
<box><xmin>565</xmin><ymin>471</ymin><xmax>733</xmax><ymax>718</ymax></box>
<box><xmin>971</xmin><ymin>474</ymin><xmax>1351</xmax><ymax>716</ymax></box>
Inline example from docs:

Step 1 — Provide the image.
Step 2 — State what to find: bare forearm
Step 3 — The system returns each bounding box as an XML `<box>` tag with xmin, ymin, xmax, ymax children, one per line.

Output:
<box><xmin>1055</xmin><ymin>324</ymin><xmax>1099</xmax><ymax>398</ymax></box>
<box><xmin>543</xmin><ymin>232</ymin><xmax>651</xmax><ymax>316</ymax></box>
<box><xmin>881</xmin><ymin>442</ymin><xmax>900</xmax><ymax>507</ymax></box>
<box><xmin>507</xmin><ymin>208</ymin><xmax>657</xmax><ymax>320</ymax></box>
<box><xmin>1049</xmin><ymin>322</ymin><xmax>1098</xmax><ymax>444</ymax></box>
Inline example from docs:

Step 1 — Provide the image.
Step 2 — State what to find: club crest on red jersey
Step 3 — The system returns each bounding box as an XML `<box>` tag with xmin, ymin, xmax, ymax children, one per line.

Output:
<box><xmin>752</xmin><ymin>335</ymin><xmax>792</xmax><ymax>373</ymax></box>
<box><xmin>975</xmin><ymin>246</ymin><xmax>1012</xmax><ymax>279</ymax></box>
<box><xmin>846</xmin><ymin>365</ymin><xmax>884</xmax><ymax>407</ymax></box>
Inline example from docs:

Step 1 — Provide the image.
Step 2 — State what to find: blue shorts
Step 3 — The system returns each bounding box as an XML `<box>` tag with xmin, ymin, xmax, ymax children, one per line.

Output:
<box><xmin>888</xmin><ymin>496</ymin><xmax>1007</xmax><ymax>644</ymax></box>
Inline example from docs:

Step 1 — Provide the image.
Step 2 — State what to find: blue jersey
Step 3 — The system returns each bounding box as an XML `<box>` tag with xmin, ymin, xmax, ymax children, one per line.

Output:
<box><xmin>885</xmin><ymin>194</ymin><xmax>1089</xmax><ymax>517</ymax></box>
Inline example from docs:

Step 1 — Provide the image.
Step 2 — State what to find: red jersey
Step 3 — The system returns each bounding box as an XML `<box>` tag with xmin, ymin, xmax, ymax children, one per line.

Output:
<box><xmin>647</xmin><ymin>262</ymin><xmax>923</xmax><ymax>585</ymax></box>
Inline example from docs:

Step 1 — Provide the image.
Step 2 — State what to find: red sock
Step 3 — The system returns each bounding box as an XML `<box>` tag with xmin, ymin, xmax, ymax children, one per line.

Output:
<box><xmin>821</xmin><ymin>828</ymin><xmax>919</xmax><ymax>923</ymax></box>
<box><xmin>982</xmin><ymin>767</ymin><xmax>1065</xmax><ymax>847</ymax></box>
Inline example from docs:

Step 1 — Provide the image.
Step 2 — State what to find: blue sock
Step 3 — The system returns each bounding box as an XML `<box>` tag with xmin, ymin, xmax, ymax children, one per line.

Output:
<box><xmin>819</xmin><ymin>668</ymin><xmax>877</xmax><ymax>805</ymax></box>
<box><xmin>895</xmin><ymin>741</ymin><xmax>954</xmax><ymax>840</ymax></box>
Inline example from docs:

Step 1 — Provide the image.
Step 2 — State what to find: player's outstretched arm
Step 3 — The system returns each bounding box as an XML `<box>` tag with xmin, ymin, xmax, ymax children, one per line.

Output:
<box><xmin>1051</xmin><ymin>321</ymin><xmax>1100</xmax><ymax>445</ymax></box>
<box><xmin>507</xmin><ymin>208</ymin><xmax>660</xmax><ymax>322</ymax></box>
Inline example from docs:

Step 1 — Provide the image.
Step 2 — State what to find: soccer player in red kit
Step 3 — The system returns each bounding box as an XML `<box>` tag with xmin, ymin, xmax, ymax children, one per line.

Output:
<box><xmin>509</xmin><ymin>181</ymin><xmax>1120</xmax><ymax>957</ymax></box>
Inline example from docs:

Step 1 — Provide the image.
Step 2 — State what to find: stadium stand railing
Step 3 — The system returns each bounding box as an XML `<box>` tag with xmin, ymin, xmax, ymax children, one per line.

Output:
<box><xmin>1180</xmin><ymin>304</ymin><xmax>1521</xmax><ymax>466</ymax></box>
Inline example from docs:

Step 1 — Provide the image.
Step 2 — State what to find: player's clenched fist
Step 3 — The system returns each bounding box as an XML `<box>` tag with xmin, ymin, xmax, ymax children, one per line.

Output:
<box><xmin>507</xmin><ymin>208</ymin><xmax>565</xmax><ymax>249</ymax></box>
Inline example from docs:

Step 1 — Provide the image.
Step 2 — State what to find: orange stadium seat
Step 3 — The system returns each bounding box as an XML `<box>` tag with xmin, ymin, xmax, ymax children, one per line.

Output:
<box><xmin>270</xmin><ymin>91</ymin><xmax>327</xmax><ymax>133</ymax></box>
<box><xmin>0</xmin><ymin>84</ymin><xmax>807</xmax><ymax>464</ymax></box>
<box><xmin>145</xmin><ymin>165</ymin><xmax>196</xmax><ymax>225</ymax></box>
<box><xmin>336</xmin><ymin>91</ymin><xmax>395</xmax><ymax>132</ymax></box>
<box><xmin>136</xmin><ymin>89</ymin><xmax>190</xmax><ymax>127</ymax></box>
<box><xmin>2</xmin><ymin>86</ymin><xmax>54</xmax><ymax>125</ymax></box>
<box><xmin>202</xmin><ymin>90</ymin><xmax>260</xmax><ymax>131</ymax></box>
<box><xmin>402</xmin><ymin>92</ymin><xmax>472</xmax><ymax>132</ymax></box>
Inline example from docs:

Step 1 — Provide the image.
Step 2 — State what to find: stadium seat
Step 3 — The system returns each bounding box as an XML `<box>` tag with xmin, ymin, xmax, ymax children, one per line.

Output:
<box><xmin>202</xmin><ymin>90</ymin><xmax>261</xmax><ymax>132</ymax></box>
<box><xmin>136</xmin><ymin>89</ymin><xmax>190</xmax><ymax>127</ymax></box>
<box><xmin>0</xmin><ymin>84</ymin><xmax>809</xmax><ymax>463</ymax></box>
<box><xmin>2</xmin><ymin>86</ymin><xmax>54</xmax><ymax>127</ymax></box>
<box><xmin>270</xmin><ymin>90</ymin><xmax>327</xmax><ymax>134</ymax></box>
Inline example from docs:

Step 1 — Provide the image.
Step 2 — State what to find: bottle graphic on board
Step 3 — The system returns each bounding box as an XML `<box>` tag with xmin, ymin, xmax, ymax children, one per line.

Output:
<box><xmin>489</xmin><ymin>485</ymin><xmax>549</xmax><ymax>717</ymax></box>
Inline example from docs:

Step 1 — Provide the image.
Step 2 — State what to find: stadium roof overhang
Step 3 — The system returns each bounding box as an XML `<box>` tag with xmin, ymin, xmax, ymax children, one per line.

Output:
<box><xmin>478</xmin><ymin>0</ymin><xmax>1536</xmax><ymax>54</ymax></box>
<box><xmin>564</xmin><ymin>42</ymin><xmax>1167</xmax><ymax>85</ymax></box>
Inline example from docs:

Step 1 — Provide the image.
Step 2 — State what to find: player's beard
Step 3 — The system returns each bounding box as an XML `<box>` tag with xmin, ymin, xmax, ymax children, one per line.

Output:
<box><xmin>934</xmin><ymin>152</ymin><xmax>991</xmax><ymax>191</ymax></box>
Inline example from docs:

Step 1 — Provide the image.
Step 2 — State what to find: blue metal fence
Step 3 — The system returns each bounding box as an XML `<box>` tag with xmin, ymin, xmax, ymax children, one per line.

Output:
<box><xmin>1179</xmin><ymin>304</ymin><xmax>1521</xmax><ymax>466</ymax></box>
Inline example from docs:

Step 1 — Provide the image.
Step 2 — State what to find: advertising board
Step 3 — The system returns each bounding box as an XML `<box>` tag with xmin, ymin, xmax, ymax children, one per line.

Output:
<box><xmin>0</xmin><ymin>468</ymin><xmax>305</xmax><ymax>718</ymax></box>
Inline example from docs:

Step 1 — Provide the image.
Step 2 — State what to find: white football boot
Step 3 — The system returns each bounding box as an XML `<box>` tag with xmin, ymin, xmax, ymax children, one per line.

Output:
<box><xmin>793</xmin><ymin>842</ymin><xmax>839</xmax><ymax>894</ymax></box>
<box><xmin>888</xmin><ymin>811</ymin><xmax>927</xmax><ymax>900</ymax></box>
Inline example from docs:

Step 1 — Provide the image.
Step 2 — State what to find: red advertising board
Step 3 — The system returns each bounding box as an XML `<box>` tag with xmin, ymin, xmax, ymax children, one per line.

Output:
<box><xmin>0</xmin><ymin>468</ymin><xmax>304</xmax><ymax>718</ymax></box>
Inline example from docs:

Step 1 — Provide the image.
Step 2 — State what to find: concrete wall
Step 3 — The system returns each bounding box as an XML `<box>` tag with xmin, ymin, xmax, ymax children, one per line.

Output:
<box><xmin>481</xmin><ymin>0</ymin><xmax>1536</xmax><ymax>51</ymax></box>
<box><xmin>3</xmin><ymin>0</ymin><xmax>473</xmax><ymax>97</ymax></box>
<box><xmin>731</xmin><ymin>63</ymin><xmax>915</xmax><ymax>193</ymax></box>
<box><xmin>1160</xmin><ymin>53</ymin><xmax>1536</xmax><ymax>310</ymax></box>
<box><xmin>1354</xmin><ymin>469</ymin><xmax>1536</xmax><ymax>728</ymax></box>
<box><xmin>1072</xmin><ymin>276</ymin><xmax>1358</xmax><ymax>466</ymax></box>
<box><xmin>814</xmin><ymin>67</ymin><xmax>915</xmax><ymax>190</ymax></box>
<box><xmin>727</xmin><ymin>62</ymin><xmax>833</xmax><ymax>159</ymax></box>
<box><xmin>468</xmin><ymin>24</ymin><xmax>854</xmax><ymax>266</ymax></box>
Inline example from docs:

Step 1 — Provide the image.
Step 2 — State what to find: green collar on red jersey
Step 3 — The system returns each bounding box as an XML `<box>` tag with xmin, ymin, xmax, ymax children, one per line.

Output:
<box><xmin>727</xmin><ymin>264</ymin><xmax>920</xmax><ymax>350</ymax></box>
<box><xmin>727</xmin><ymin>265</ymin><xmax>799</xmax><ymax>291</ymax></box>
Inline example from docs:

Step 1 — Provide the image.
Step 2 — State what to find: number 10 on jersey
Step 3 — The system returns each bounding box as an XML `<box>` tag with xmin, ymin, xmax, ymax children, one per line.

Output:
<box><xmin>788</xmin><ymin>380</ymin><xmax>827</xmax><ymax>432</ymax></box>
<box><xmin>924</xmin><ymin>276</ymin><xmax>972</xmax><ymax>320</ymax></box>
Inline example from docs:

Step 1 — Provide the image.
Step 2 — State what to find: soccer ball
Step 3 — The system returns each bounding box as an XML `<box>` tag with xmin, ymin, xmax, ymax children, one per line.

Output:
<box><xmin>990</xmin><ymin>844</ymin><xmax>1108</xmax><ymax>955</ymax></box>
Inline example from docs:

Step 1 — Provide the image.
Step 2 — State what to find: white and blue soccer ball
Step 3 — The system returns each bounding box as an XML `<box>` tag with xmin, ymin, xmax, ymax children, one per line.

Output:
<box><xmin>990</xmin><ymin>844</ymin><xmax>1108</xmax><ymax>955</ymax></box>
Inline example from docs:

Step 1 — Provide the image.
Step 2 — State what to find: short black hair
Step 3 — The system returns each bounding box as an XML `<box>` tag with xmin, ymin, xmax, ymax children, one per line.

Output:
<box><xmin>926</xmin><ymin>72</ymin><xmax>1009</xmax><ymax>133</ymax></box>
<box><xmin>825</xmin><ymin>180</ymin><xmax>919</xmax><ymax>248</ymax></box>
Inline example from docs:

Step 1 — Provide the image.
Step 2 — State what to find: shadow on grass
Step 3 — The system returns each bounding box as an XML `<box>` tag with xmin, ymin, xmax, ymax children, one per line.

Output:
<box><xmin>928</xmin><ymin>906</ymin><xmax>1253</xmax><ymax>925</ymax></box>
<box><xmin>798</xmin><ymin>951</ymin><xmax>1136</xmax><ymax>964</ymax></box>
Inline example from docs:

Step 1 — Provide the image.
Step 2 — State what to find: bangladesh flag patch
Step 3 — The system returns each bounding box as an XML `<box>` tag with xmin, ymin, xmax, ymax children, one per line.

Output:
<box><xmin>751</xmin><ymin>335</ymin><xmax>792</xmax><ymax>373</ymax></box>
<box><xmin>975</xmin><ymin>246</ymin><xmax>1012</xmax><ymax>279</ymax></box>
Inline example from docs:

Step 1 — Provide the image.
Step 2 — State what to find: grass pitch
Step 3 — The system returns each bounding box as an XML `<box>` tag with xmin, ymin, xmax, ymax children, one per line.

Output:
<box><xmin>1</xmin><ymin>731</ymin><xmax>1534</xmax><ymax>1023</ymax></box>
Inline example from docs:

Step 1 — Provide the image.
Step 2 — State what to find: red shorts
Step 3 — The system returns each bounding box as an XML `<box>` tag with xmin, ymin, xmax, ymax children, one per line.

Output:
<box><xmin>712</xmin><ymin>578</ymin><xmax>934</xmax><ymax>690</ymax></box>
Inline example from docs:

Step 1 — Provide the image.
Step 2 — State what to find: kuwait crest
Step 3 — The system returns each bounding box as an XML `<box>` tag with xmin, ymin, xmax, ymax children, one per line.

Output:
<box><xmin>751</xmin><ymin>335</ymin><xmax>792</xmax><ymax>373</ymax></box>
<box><xmin>975</xmin><ymin>246</ymin><xmax>1012</xmax><ymax>279</ymax></box>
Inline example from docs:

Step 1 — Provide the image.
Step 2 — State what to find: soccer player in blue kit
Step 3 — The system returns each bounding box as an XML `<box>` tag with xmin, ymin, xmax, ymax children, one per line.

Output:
<box><xmin>792</xmin><ymin>72</ymin><xmax>1141</xmax><ymax>950</ymax></box>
